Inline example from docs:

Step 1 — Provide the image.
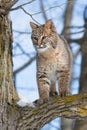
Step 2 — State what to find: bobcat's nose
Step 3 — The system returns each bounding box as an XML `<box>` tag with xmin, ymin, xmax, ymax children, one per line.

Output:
<box><xmin>38</xmin><ymin>38</ymin><xmax>42</xmax><ymax>46</ymax></box>
<box><xmin>38</xmin><ymin>35</ymin><xmax>44</xmax><ymax>46</ymax></box>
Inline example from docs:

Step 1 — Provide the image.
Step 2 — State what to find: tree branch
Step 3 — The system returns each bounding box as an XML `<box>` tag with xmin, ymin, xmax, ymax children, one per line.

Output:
<box><xmin>39</xmin><ymin>0</ymin><xmax>48</xmax><ymax>21</ymax></box>
<box><xmin>13</xmin><ymin>29</ymin><xmax>31</xmax><ymax>35</ymax></box>
<box><xmin>20</xmin><ymin>7</ymin><xmax>40</xmax><ymax>24</ymax></box>
<box><xmin>17</xmin><ymin>93</ymin><xmax>87</xmax><ymax>129</ymax></box>
<box><xmin>13</xmin><ymin>56</ymin><xmax>36</xmax><ymax>76</ymax></box>
<box><xmin>62</xmin><ymin>0</ymin><xmax>75</xmax><ymax>39</ymax></box>
<box><xmin>32</xmin><ymin>2</ymin><xmax>67</xmax><ymax>16</ymax></box>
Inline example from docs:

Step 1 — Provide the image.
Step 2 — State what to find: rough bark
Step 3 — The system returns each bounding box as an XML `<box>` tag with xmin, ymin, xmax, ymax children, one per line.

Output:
<box><xmin>0</xmin><ymin>2</ymin><xmax>19</xmax><ymax>129</ymax></box>
<box><xmin>0</xmin><ymin>14</ymin><xmax>19</xmax><ymax>103</ymax></box>
<box><xmin>18</xmin><ymin>94</ymin><xmax>87</xmax><ymax>130</ymax></box>
<box><xmin>1</xmin><ymin>91</ymin><xmax>87</xmax><ymax>130</ymax></box>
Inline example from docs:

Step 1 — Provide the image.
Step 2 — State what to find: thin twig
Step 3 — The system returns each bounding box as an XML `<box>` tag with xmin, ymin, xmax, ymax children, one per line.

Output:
<box><xmin>13</xmin><ymin>56</ymin><xmax>36</xmax><ymax>76</ymax></box>
<box><xmin>39</xmin><ymin>0</ymin><xmax>48</xmax><ymax>21</ymax></box>
<box><xmin>13</xmin><ymin>30</ymin><xmax>31</xmax><ymax>35</ymax></box>
<box><xmin>10</xmin><ymin>0</ymin><xmax>36</xmax><ymax>11</ymax></box>
<box><xmin>66</xmin><ymin>29</ymin><xmax>87</xmax><ymax>35</ymax></box>
<box><xmin>73</xmin><ymin>48</ymin><xmax>81</xmax><ymax>60</ymax></box>
<box><xmin>13</xmin><ymin>42</ymin><xmax>32</xmax><ymax>57</ymax></box>
<box><xmin>32</xmin><ymin>3</ymin><xmax>66</xmax><ymax>16</ymax></box>
<box><xmin>20</xmin><ymin>7</ymin><xmax>40</xmax><ymax>25</ymax></box>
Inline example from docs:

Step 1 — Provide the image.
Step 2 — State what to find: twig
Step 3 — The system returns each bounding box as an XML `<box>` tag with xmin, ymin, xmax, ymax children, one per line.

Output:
<box><xmin>13</xmin><ymin>42</ymin><xmax>32</xmax><ymax>57</ymax></box>
<box><xmin>73</xmin><ymin>48</ymin><xmax>81</xmax><ymax>59</ymax></box>
<box><xmin>10</xmin><ymin>0</ymin><xmax>36</xmax><ymax>11</ymax></box>
<box><xmin>20</xmin><ymin>7</ymin><xmax>40</xmax><ymax>25</ymax></box>
<box><xmin>39</xmin><ymin>0</ymin><xmax>48</xmax><ymax>21</ymax></box>
<box><xmin>65</xmin><ymin>29</ymin><xmax>87</xmax><ymax>35</ymax></box>
<box><xmin>13</xmin><ymin>56</ymin><xmax>36</xmax><ymax>76</ymax></box>
<box><xmin>32</xmin><ymin>3</ymin><xmax>66</xmax><ymax>16</ymax></box>
<box><xmin>13</xmin><ymin>30</ymin><xmax>31</xmax><ymax>35</ymax></box>
<box><xmin>32</xmin><ymin>1</ymin><xmax>75</xmax><ymax>16</ymax></box>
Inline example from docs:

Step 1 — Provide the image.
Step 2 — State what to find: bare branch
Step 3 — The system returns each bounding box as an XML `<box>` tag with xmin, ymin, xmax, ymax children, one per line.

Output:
<box><xmin>13</xmin><ymin>56</ymin><xmax>36</xmax><ymax>76</ymax></box>
<box><xmin>73</xmin><ymin>48</ymin><xmax>81</xmax><ymax>60</ymax></box>
<box><xmin>32</xmin><ymin>1</ymin><xmax>76</xmax><ymax>16</ymax></box>
<box><xmin>39</xmin><ymin>0</ymin><xmax>48</xmax><ymax>21</ymax></box>
<box><xmin>13</xmin><ymin>30</ymin><xmax>31</xmax><ymax>35</ymax></box>
<box><xmin>69</xmin><ymin>38</ymin><xmax>82</xmax><ymax>44</ymax></box>
<box><xmin>64</xmin><ymin>29</ymin><xmax>86</xmax><ymax>35</ymax></box>
<box><xmin>20</xmin><ymin>7</ymin><xmax>40</xmax><ymax>25</ymax></box>
<box><xmin>32</xmin><ymin>2</ymin><xmax>67</xmax><ymax>16</ymax></box>
<box><xmin>64</xmin><ymin>25</ymin><xmax>85</xmax><ymax>29</ymax></box>
<box><xmin>13</xmin><ymin>42</ymin><xmax>33</xmax><ymax>57</ymax></box>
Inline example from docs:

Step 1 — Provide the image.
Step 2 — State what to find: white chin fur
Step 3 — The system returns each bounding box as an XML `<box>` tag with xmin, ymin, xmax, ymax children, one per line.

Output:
<box><xmin>37</xmin><ymin>47</ymin><xmax>49</xmax><ymax>53</ymax></box>
<box><xmin>37</xmin><ymin>45</ymin><xmax>51</xmax><ymax>53</ymax></box>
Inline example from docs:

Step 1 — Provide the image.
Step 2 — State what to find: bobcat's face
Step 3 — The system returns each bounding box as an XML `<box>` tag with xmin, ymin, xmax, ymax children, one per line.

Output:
<box><xmin>30</xmin><ymin>20</ymin><xmax>56</xmax><ymax>53</ymax></box>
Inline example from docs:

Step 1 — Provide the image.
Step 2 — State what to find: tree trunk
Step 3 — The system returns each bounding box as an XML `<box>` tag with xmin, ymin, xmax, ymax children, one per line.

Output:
<box><xmin>62</xmin><ymin>0</ymin><xmax>75</xmax><ymax>39</ymax></box>
<box><xmin>0</xmin><ymin>13</ymin><xmax>19</xmax><ymax>130</ymax></box>
<box><xmin>74</xmin><ymin>14</ymin><xmax>87</xmax><ymax>130</ymax></box>
<box><xmin>74</xmin><ymin>38</ymin><xmax>87</xmax><ymax>130</ymax></box>
<box><xmin>61</xmin><ymin>0</ymin><xmax>75</xmax><ymax>129</ymax></box>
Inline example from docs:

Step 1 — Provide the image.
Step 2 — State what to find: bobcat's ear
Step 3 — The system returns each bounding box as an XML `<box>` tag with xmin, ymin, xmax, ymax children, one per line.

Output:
<box><xmin>30</xmin><ymin>22</ymin><xmax>38</xmax><ymax>30</ymax></box>
<box><xmin>45</xmin><ymin>20</ymin><xmax>56</xmax><ymax>32</ymax></box>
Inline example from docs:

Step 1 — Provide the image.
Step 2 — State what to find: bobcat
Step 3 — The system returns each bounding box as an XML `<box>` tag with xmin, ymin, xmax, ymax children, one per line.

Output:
<box><xmin>30</xmin><ymin>20</ymin><xmax>73</xmax><ymax>103</ymax></box>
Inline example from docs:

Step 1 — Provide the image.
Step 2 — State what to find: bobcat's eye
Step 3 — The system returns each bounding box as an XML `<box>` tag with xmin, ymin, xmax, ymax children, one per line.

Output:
<box><xmin>34</xmin><ymin>37</ymin><xmax>38</xmax><ymax>41</ymax></box>
<box><xmin>42</xmin><ymin>36</ymin><xmax>46</xmax><ymax>40</ymax></box>
<box><xmin>33</xmin><ymin>37</ymin><xmax>38</xmax><ymax>44</ymax></box>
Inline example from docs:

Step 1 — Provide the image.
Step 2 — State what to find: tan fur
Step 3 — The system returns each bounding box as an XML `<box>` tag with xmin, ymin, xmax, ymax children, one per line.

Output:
<box><xmin>30</xmin><ymin>20</ymin><xmax>73</xmax><ymax>103</ymax></box>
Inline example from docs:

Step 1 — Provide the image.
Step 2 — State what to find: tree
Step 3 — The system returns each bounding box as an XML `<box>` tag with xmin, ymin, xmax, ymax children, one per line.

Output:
<box><xmin>74</xmin><ymin>6</ymin><xmax>87</xmax><ymax>130</ymax></box>
<box><xmin>61</xmin><ymin>0</ymin><xmax>75</xmax><ymax>129</ymax></box>
<box><xmin>0</xmin><ymin>0</ymin><xmax>87</xmax><ymax>130</ymax></box>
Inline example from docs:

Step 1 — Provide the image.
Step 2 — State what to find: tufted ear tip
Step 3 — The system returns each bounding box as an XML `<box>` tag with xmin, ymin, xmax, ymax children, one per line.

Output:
<box><xmin>45</xmin><ymin>20</ymin><xmax>56</xmax><ymax>31</ymax></box>
<box><xmin>30</xmin><ymin>22</ymin><xmax>38</xmax><ymax>30</ymax></box>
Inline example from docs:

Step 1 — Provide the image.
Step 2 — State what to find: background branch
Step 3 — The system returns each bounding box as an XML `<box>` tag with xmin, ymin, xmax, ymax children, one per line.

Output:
<box><xmin>13</xmin><ymin>56</ymin><xmax>36</xmax><ymax>76</ymax></box>
<box><xmin>39</xmin><ymin>0</ymin><xmax>48</xmax><ymax>21</ymax></box>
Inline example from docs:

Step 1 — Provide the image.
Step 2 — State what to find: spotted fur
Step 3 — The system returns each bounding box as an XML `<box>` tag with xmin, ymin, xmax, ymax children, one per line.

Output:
<box><xmin>30</xmin><ymin>20</ymin><xmax>73</xmax><ymax>103</ymax></box>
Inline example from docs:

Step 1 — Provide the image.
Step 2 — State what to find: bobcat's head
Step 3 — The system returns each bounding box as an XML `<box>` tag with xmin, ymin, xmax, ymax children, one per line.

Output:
<box><xmin>30</xmin><ymin>20</ymin><xmax>57</xmax><ymax>53</ymax></box>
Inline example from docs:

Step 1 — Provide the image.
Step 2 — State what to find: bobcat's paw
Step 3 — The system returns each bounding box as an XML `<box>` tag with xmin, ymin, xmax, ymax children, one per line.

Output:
<box><xmin>59</xmin><ymin>90</ymin><xmax>71</xmax><ymax>97</ymax></box>
<box><xmin>34</xmin><ymin>98</ymin><xmax>49</xmax><ymax>106</ymax></box>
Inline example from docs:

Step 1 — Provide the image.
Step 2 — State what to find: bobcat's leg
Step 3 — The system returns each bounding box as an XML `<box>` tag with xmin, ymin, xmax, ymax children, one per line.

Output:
<box><xmin>58</xmin><ymin>70</ymin><xmax>71</xmax><ymax>97</ymax></box>
<box><xmin>37</xmin><ymin>75</ymin><xmax>51</xmax><ymax>104</ymax></box>
<box><xmin>50</xmin><ymin>83</ymin><xmax>57</xmax><ymax>96</ymax></box>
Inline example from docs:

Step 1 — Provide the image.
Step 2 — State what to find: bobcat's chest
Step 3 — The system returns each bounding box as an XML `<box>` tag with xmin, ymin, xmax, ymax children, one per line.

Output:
<box><xmin>38</xmin><ymin>50</ymin><xmax>58</xmax><ymax>82</ymax></box>
<box><xmin>47</xmin><ymin>63</ymin><xmax>57</xmax><ymax>82</ymax></box>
